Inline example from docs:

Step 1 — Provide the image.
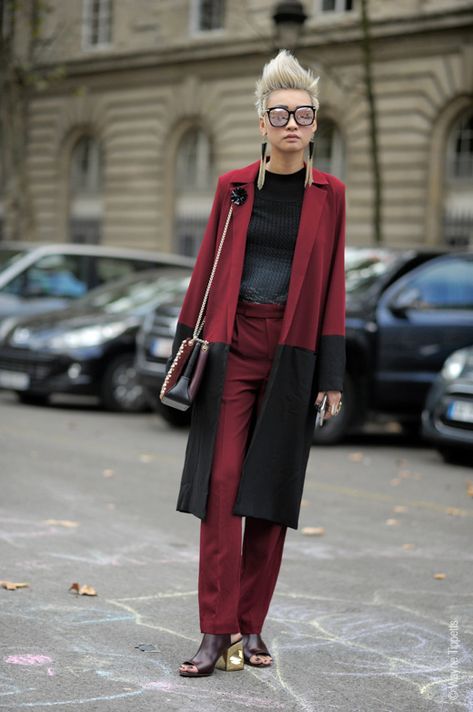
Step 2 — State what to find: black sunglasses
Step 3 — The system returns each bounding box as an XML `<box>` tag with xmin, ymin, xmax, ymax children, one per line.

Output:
<box><xmin>265</xmin><ymin>105</ymin><xmax>316</xmax><ymax>128</ymax></box>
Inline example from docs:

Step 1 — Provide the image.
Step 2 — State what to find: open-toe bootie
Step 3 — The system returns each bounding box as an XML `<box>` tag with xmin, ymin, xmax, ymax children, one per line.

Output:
<box><xmin>242</xmin><ymin>633</ymin><xmax>272</xmax><ymax>667</ymax></box>
<box><xmin>179</xmin><ymin>633</ymin><xmax>244</xmax><ymax>677</ymax></box>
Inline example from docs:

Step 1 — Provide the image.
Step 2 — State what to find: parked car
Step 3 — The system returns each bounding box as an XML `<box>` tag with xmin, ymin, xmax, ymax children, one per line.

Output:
<box><xmin>136</xmin><ymin>290</ymin><xmax>189</xmax><ymax>425</ymax></box>
<box><xmin>0</xmin><ymin>241</ymin><xmax>194</xmax><ymax>323</ymax></box>
<box><xmin>421</xmin><ymin>346</ymin><xmax>473</xmax><ymax>464</ymax></box>
<box><xmin>338</xmin><ymin>249</ymin><xmax>473</xmax><ymax>444</ymax></box>
<box><xmin>136</xmin><ymin>248</ymin><xmax>473</xmax><ymax>442</ymax></box>
<box><xmin>0</xmin><ymin>267</ymin><xmax>191</xmax><ymax>411</ymax></box>
<box><xmin>0</xmin><ymin>243</ymin><xmax>30</xmax><ymax>269</ymax></box>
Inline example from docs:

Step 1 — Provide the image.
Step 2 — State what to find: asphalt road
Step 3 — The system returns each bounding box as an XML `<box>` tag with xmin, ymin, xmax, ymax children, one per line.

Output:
<box><xmin>0</xmin><ymin>391</ymin><xmax>472</xmax><ymax>712</ymax></box>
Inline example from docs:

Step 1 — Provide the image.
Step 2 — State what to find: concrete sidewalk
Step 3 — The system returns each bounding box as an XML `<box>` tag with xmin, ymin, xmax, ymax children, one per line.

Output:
<box><xmin>0</xmin><ymin>391</ymin><xmax>472</xmax><ymax>711</ymax></box>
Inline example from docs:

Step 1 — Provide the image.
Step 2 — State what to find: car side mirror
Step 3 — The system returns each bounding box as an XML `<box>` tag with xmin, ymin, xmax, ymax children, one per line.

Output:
<box><xmin>389</xmin><ymin>287</ymin><xmax>422</xmax><ymax>317</ymax></box>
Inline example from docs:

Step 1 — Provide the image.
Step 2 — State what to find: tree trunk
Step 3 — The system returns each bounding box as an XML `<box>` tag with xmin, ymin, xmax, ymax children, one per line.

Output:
<box><xmin>360</xmin><ymin>0</ymin><xmax>383</xmax><ymax>245</ymax></box>
<box><xmin>0</xmin><ymin>0</ymin><xmax>38</xmax><ymax>241</ymax></box>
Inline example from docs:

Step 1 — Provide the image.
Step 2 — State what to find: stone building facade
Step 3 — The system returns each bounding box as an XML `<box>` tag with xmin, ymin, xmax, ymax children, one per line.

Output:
<box><xmin>1</xmin><ymin>0</ymin><xmax>472</xmax><ymax>253</ymax></box>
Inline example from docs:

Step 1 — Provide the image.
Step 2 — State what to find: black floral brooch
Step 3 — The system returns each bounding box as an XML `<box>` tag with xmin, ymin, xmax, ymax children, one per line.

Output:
<box><xmin>230</xmin><ymin>187</ymin><xmax>247</xmax><ymax>206</ymax></box>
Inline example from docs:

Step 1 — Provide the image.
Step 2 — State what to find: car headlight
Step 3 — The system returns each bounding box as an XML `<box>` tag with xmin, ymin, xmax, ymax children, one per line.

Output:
<box><xmin>441</xmin><ymin>348</ymin><xmax>472</xmax><ymax>381</ymax></box>
<box><xmin>48</xmin><ymin>321</ymin><xmax>130</xmax><ymax>351</ymax></box>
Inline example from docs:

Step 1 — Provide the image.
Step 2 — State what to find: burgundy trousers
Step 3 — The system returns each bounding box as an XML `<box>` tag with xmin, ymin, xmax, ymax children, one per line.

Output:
<box><xmin>198</xmin><ymin>298</ymin><xmax>288</xmax><ymax>634</ymax></box>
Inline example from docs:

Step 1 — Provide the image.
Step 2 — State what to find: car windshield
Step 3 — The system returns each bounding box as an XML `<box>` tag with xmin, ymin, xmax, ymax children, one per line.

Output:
<box><xmin>76</xmin><ymin>269</ymin><xmax>191</xmax><ymax>314</ymax></box>
<box><xmin>345</xmin><ymin>248</ymin><xmax>400</xmax><ymax>298</ymax></box>
<box><xmin>0</xmin><ymin>247</ymin><xmax>30</xmax><ymax>270</ymax></box>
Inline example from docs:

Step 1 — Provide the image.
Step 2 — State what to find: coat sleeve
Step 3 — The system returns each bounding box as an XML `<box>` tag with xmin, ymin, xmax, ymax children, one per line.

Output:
<box><xmin>165</xmin><ymin>176</ymin><xmax>225</xmax><ymax>373</ymax></box>
<box><xmin>315</xmin><ymin>183</ymin><xmax>346</xmax><ymax>393</ymax></box>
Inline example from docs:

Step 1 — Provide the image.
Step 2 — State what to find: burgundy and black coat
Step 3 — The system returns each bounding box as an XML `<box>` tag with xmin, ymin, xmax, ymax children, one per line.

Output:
<box><xmin>166</xmin><ymin>159</ymin><xmax>346</xmax><ymax>529</ymax></box>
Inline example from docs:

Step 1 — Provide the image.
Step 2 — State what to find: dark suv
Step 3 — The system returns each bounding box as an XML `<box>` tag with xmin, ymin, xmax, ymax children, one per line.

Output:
<box><xmin>136</xmin><ymin>248</ymin><xmax>473</xmax><ymax>442</ymax></box>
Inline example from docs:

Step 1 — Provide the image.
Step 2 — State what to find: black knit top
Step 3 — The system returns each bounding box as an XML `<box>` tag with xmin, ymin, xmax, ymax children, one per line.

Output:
<box><xmin>238</xmin><ymin>166</ymin><xmax>305</xmax><ymax>304</ymax></box>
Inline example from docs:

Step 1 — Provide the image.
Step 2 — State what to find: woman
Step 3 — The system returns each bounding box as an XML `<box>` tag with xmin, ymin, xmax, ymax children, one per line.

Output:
<box><xmin>166</xmin><ymin>49</ymin><xmax>346</xmax><ymax>677</ymax></box>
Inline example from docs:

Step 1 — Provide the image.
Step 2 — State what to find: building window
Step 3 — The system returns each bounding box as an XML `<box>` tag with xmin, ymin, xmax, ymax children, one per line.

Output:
<box><xmin>190</xmin><ymin>0</ymin><xmax>225</xmax><ymax>34</ymax></box>
<box><xmin>82</xmin><ymin>0</ymin><xmax>112</xmax><ymax>49</ymax></box>
<box><xmin>69</xmin><ymin>136</ymin><xmax>103</xmax><ymax>244</ymax></box>
<box><xmin>443</xmin><ymin>108</ymin><xmax>473</xmax><ymax>247</ymax></box>
<box><xmin>443</xmin><ymin>211</ymin><xmax>473</xmax><ymax>247</ymax></box>
<box><xmin>447</xmin><ymin>110</ymin><xmax>473</xmax><ymax>180</ymax></box>
<box><xmin>317</xmin><ymin>0</ymin><xmax>354</xmax><ymax>13</ymax></box>
<box><xmin>70</xmin><ymin>136</ymin><xmax>102</xmax><ymax>195</ymax></box>
<box><xmin>174</xmin><ymin>127</ymin><xmax>215</xmax><ymax>257</ymax></box>
<box><xmin>315</xmin><ymin>119</ymin><xmax>346</xmax><ymax>179</ymax></box>
<box><xmin>176</xmin><ymin>128</ymin><xmax>212</xmax><ymax>192</ymax></box>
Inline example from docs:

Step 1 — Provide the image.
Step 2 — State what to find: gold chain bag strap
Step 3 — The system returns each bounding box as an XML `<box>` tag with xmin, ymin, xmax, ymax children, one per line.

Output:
<box><xmin>159</xmin><ymin>186</ymin><xmax>248</xmax><ymax>411</ymax></box>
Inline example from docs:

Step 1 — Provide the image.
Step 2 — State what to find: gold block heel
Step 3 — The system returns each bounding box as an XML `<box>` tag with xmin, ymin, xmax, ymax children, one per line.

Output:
<box><xmin>215</xmin><ymin>640</ymin><xmax>244</xmax><ymax>671</ymax></box>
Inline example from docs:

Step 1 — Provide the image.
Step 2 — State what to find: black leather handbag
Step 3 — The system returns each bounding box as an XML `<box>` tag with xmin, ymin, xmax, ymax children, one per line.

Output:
<box><xmin>159</xmin><ymin>187</ymin><xmax>247</xmax><ymax>411</ymax></box>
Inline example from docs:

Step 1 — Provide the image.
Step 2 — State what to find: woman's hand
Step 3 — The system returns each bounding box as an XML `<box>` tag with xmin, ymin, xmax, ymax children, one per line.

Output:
<box><xmin>315</xmin><ymin>391</ymin><xmax>342</xmax><ymax>420</ymax></box>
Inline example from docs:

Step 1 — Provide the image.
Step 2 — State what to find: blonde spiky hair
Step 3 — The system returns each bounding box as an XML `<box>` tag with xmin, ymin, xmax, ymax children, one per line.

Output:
<box><xmin>254</xmin><ymin>49</ymin><xmax>320</xmax><ymax>118</ymax></box>
<box><xmin>255</xmin><ymin>49</ymin><xmax>320</xmax><ymax>189</ymax></box>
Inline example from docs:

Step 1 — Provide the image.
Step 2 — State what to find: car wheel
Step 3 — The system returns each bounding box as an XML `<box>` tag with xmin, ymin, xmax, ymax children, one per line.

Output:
<box><xmin>400</xmin><ymin>419</ymin><xmax>422</xmax><ymax>438</ymax></box>
<box><xmin>100</xmin><ymin>353</ymin><xmax>149</xmax><ymax>413</ymax></box>
<box><xmin>438</xmin><ymin>447</ymin><xmax>471</xmax><ymax>465</ymax></box>
<box><xmin>312</xmin><ymin>372</ymin><xmax>356</xmax><ymax>445</ymax></box>
<box><xmin>16</xmin><ymin>391</ymin><xmax>50</xmax><ymax>406</ymax></box>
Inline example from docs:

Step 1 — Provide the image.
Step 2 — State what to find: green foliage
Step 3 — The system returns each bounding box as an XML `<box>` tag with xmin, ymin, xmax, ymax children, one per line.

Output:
<box><xmin>1</xmin><ymin>0</ymin><xmax>62</xmax><ymax>94</ymax></box>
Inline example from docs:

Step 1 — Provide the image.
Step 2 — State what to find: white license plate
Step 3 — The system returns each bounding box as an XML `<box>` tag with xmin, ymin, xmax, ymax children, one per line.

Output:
<box><xmin>0</xmin><ymin>369</ymin><xmax>30</xmax><ymax>390</ymax></box>
<box><xmin>149</xmin><ymin>337</ymin><xmax>173</xmax><ymax>358</ymax></box>
<box><xmin>447</xmin><ymin>400</ymin><xmax>473</xmax><ymax>424</ymax></box>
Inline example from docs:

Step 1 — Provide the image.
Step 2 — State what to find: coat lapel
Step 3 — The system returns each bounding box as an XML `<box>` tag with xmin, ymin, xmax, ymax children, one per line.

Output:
<box><xmin>226</xmin><ymin>178</ymin><xmax>255</xmax><ymax>341</ymax></box>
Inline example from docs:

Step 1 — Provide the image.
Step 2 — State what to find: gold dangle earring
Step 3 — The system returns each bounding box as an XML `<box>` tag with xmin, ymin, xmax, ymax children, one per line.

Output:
<box><xmin>304</xmin><ymin>137</ymin><xmax>315</xmax><ymax>188</ymax></box>
<box><xmin>257</xmin><ymin>137</ymin><xmax>267</xmax><ymax>190</ymax></box>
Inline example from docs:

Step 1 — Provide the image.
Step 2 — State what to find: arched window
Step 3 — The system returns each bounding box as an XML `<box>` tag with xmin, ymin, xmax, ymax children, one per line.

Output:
<box><xmin>447</xmin><ymin>110</ymin><xmax>473</xmax><ymax>180</ymax></box>
<box><xmin>444</xmin><ymin>108</ymin><xmax>473</xmax><ymax>247</ymax></box>
<box><xmin>174</xmin><ymin>127</ymin><xmax>215</xmax><ymax>257</ymax></box>
<box><xmin>176</xmin><ymin>128</ymin><xmax>212</xmax><ymax>192</ymax></box>
<box><xmin>69</xmin><ymin>136</ymin><xmax>103</xmax><ymax>244</ymax></box>
<box><xmin>315</xmin><ymin>119</ymin><xmax>345</xmax><ymax>179</ymax></box>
